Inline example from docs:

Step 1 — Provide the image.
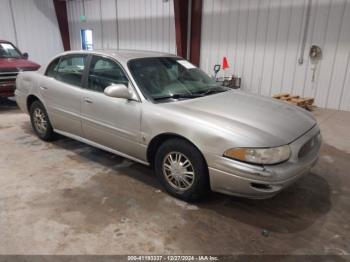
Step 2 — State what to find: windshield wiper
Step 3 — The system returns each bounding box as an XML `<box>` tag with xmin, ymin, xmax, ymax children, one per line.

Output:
<box><xmin>153</xmin><ymin>93</ymin><xmax>202</xmax><ymax>101</ymax></box>
<box><xmin>193</xmin><ymin>86</ymin><xmax>228</xmax><ymax>96</ymax></box>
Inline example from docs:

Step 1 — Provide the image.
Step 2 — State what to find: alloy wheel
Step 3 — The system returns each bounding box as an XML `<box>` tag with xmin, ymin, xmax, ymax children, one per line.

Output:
<box><xmin>162</xmin><ymin>152</ymin><xmax>195</xmax><ymax>191</ymax></box>
<box><xmin>33</xmin><ymin>108</ymin><xmax>48</xmax><ymax>134</ymax></box>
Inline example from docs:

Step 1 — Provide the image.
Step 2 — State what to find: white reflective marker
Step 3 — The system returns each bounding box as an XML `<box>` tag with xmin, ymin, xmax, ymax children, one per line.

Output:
<box><xmin>177</xmin><ymin>60</ymin><xmax>196</xmax><ymax>69</ymax></box>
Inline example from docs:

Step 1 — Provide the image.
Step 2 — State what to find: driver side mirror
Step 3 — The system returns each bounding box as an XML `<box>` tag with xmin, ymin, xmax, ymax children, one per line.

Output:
<box><xmin>22</xmin><ymin>52</ymin><xmax>29</xmax><ymax>59</ymax></box>
<box><xmin>104</xmin><ymin>84</ymin><xmax>137</xmax><ymax>101</ymax></box>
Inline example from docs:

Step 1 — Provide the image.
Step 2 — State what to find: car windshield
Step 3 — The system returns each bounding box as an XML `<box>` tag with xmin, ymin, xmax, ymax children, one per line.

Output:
<box><xmin>128</xmin><ymin>57</ymin><xmax>228</xmax><ymax>101</ymax></box>
<box><xmin>0</xmin><ymin>43</ymin><xmax>22</xmax><ymax>59</ymax></box>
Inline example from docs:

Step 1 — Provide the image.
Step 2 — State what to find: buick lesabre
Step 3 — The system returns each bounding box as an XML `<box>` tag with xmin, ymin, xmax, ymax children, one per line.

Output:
<box><xmin>15</xmin><ymin>50</ymin><xmax>321</xmax><ymax>201</ymax></box>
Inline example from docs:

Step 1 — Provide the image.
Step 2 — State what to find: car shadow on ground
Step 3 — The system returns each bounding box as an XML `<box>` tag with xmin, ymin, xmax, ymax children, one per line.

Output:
<box><xmin>0</xmin><ymin>97</ymin><xmax>18</xmax><ymax>113</ymax></box>
<box><xmin>20</xmin><ymin>120</ymin><xmax>332</xmax><ymax>234</ymax></box>
<box><xmin>199</xmin><ymin>173</ymin><xmax>331</xmax><ymax>233</ymax></box>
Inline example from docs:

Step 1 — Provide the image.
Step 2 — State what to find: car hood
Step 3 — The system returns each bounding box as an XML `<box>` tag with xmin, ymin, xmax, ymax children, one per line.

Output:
<box><xmin>162</xmin><ymin>90</ymin><xmax>316</xmax><ymax>147</ymax></box>
<box><xmin>0</xmin><ymin>58</ymin><xmax>40</xmax><ymax>71</ymax></box>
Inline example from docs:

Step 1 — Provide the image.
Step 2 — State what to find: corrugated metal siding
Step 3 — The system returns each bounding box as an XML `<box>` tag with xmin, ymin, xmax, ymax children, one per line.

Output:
<box><xmin>201</xmin><ymin>0</ymin><xmax>350</xmax><ymax>111</ymax></box>
<box><xmin>67</xmin><ymin>0</ymin><xmax>176</xmax><ymax>54</ymax></box>
<box><xmin>0</xmin><ymin>0</ymin><xmax>63</xmax><ymax>65</ymax></box>
<box><xmin>0</xmin><ymin>0</ymin><xmax>17</xmax><ymax>43</ymax></box>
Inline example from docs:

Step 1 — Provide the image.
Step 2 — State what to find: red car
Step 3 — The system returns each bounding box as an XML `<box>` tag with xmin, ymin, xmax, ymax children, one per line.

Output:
<box><xmin>0</xmin><ymin>40</ymin><xmax>40</xmax><ymax>97</ymax></box>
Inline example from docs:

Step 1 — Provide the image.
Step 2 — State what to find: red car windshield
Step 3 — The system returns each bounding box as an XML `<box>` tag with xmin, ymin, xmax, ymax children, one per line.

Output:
<box><xmin>0</xmin><ymin>43</ymin><xmax>22</xmax><ymax>59</ymax></box>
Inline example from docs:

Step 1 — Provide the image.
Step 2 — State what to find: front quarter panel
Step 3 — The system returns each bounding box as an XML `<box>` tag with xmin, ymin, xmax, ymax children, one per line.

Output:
<box><xmin>141</xmin><ymin>102</ymin><xmax>248</xmax><ymax>166</ymax></box>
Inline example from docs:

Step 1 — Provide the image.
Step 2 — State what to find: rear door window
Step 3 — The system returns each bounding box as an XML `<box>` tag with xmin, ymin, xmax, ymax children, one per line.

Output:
<box><xmin>55</xmin><ymin>55</ymin><xmax>88</xmax><ymax>87</ymax></box>
<box><xmin>45</xmin><ymin>58</ymin><xmax>60</xmax><ymax>78</ymax></box>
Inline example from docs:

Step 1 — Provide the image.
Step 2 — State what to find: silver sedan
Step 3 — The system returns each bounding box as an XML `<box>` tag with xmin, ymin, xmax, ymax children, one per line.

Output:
<box><xmin>15</xmin><ymin>50</ymin><xmax>321</xmax><ymax>201</ymax></box>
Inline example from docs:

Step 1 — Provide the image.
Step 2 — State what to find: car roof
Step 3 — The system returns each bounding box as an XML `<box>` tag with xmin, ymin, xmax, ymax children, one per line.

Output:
<box><xmin>56</xmin><ymin>49</ymin><xmax>178</xmax><ymax>63</ymax></box>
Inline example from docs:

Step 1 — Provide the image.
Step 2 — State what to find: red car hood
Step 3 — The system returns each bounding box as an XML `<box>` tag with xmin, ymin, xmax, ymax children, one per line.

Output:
<box><xmin>0</xmin><ymin>58</ymin><xmax>40</xmax><ymax>71</ymax></box>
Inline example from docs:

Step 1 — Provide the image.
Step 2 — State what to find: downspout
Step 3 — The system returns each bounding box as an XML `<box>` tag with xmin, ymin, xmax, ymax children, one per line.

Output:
<box><xmin>9</xmin><ymin>0</ymin><xmax>18</xmax><ymax>46</ymax></box>
<box><xmin>186</xmin><ymin>0</ymin><xmax>192</xmax><ymax>60</ymax></box>
<box><xmin>298</xmin><ymin>0</ymin><xmax>312</xmax><ymax>65</ymax></box>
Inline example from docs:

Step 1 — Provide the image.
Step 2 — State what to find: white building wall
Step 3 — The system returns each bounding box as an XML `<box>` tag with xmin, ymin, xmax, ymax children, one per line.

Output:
<box><xmin>201</xmin><ymin>0</ymin><xmax>350</xmax><ymax>111</ymax></box>
<box><xmin>0</xmin><ymin>0</ymin><xmax>64</xmax><ymax>66</ymax></box>
<box><xmin>0</xmin><ymin>0</ymin><xmax>17</xmax><ymax>43</ymax></box>
<box><xmin>67</xmin><ymin>0</ymin><xmax>176</xmax><ymax>54</ymax></box>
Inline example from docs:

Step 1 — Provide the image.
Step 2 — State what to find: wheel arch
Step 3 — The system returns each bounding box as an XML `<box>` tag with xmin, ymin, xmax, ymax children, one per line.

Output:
<box><xmin>26</xmin><ymin>94</ymin><xmax>42</xmax><ymax>112</ymax></box>
<box><xmin>146</xmin><ymin>133</ymin><xmax>208</xmax><ymax>169</ymax></box>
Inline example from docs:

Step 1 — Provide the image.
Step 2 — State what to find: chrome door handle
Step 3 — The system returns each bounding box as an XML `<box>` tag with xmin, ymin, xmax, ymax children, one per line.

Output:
<box><xmin>84</xmin><ymin>97</ymin><xmax>93</xmax><ymax>104</ymax></box>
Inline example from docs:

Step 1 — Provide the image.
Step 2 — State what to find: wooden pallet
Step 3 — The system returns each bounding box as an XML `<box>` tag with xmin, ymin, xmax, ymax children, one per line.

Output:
<box><xmin>272</xmin><ymin>93</ymin><xmax>315</xmax><ymax>110</ymax></box>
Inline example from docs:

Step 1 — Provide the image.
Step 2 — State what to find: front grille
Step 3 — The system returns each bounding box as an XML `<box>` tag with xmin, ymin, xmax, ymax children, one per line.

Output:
<box><xmin>0</xmin><ymin>72</ymin><xmax>18</xmax><ymax>83</ymax></box>
<box><xmin>0</xmin><ymin>67</ymin><xmax>20</xmax><ymax>73</ymax></box>
<box><xmin>298</xmin><ymin>133</ymin><xmax>320</xmax><ymax>159</ymax></box>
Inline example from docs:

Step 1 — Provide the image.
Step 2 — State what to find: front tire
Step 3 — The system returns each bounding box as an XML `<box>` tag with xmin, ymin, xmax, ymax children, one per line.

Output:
<box><xmin>29</xmin><ymin>100</ymin><xmax>55</xmax><ymax>141</ymax></box>
<box><xmin>155</xmin><ymin>138</ymin><xmax>210</xmax><ymax>201</ymax></box>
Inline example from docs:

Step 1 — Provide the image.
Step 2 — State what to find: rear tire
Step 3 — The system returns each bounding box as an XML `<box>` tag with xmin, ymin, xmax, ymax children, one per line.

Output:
<box><xmin>155</xmin><ymin>138</ymin><xmax>210</xmax><ymax>201</ymax></box>
<box><xmin>29</xmin><ymin>100</ymin><xmax>56</xmax><ymax>141</ymax></box>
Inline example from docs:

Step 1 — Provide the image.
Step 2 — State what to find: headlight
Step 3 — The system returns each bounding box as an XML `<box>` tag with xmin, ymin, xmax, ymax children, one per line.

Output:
<box><xmin>223</xmin><ymin>145</ymin><xmax>291</xmax><ymax>165</ymax></box>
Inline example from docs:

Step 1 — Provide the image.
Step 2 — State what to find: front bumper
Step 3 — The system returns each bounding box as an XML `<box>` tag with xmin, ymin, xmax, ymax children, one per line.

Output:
<box><xmin>0</xmin><ymin>81</ymin><xmax>15</xmax><ymax>97</ymax></box>
<box><xmin>207</xmin><ymin>125</ymin><xmax>321</xmax><ymax>199</ymax></box>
